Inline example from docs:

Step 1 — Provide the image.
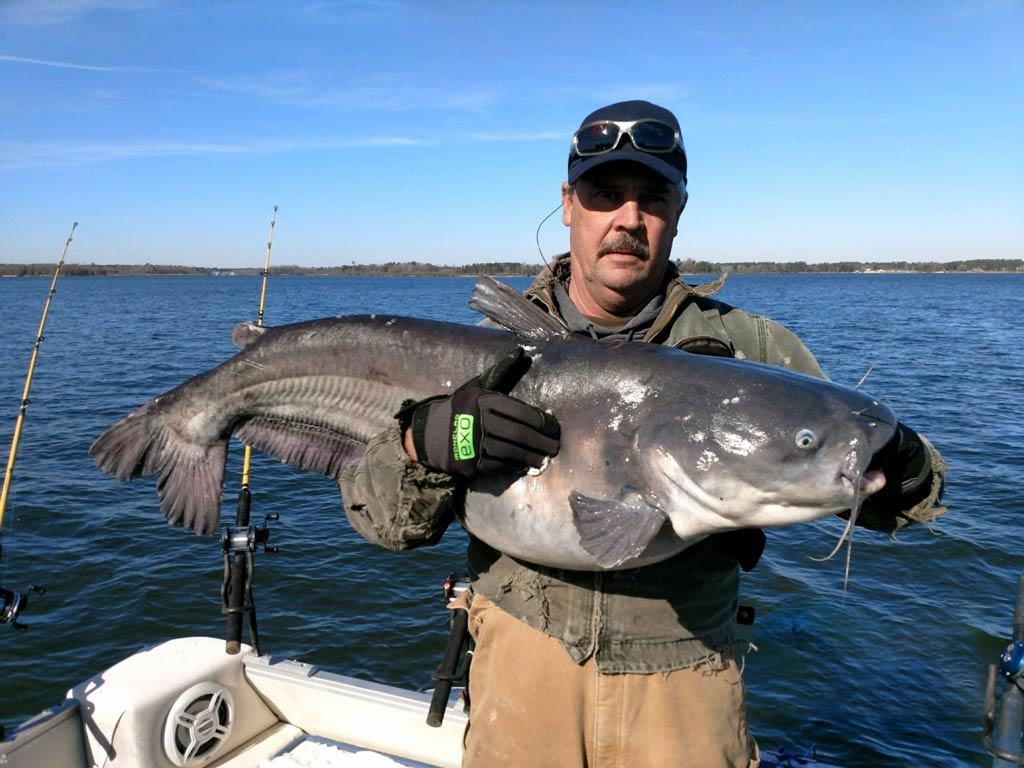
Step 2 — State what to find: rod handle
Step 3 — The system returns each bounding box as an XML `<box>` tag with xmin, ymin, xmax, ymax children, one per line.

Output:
<box><xmin>427</xmin><ymin>608</ymin><xmax>469</xmax><ymax>727</ymax></box>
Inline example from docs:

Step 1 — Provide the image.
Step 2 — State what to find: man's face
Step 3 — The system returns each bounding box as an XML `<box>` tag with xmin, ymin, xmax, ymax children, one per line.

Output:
<box><xmin>562</xmin><ymin>161</ymin><xmax>684</xmax><ymax>320</ymax></box>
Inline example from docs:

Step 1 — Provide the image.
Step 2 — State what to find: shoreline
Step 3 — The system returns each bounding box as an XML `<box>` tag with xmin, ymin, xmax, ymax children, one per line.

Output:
<box><xmin>1</xmin><ymin>261</ymin><xmax>1022</xmax><ymax>278</ymax></box>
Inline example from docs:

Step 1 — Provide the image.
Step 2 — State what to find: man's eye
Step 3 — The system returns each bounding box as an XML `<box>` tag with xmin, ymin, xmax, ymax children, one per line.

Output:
<box><xmin>640</xmin><ymin>196</ymin><xmax>670</xmax><ymax>213</ymax></box>
<box><xmin>587</xmin><ymin>189</ymin><xmax>622</xmax><ymax>208</ymax></box>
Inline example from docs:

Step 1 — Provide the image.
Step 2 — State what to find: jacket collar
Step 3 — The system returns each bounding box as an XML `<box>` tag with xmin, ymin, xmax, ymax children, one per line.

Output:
<box><xmin>524</xmin><ymin>252</ymin><xmax>727</xmax><ymax>342</ymax></box>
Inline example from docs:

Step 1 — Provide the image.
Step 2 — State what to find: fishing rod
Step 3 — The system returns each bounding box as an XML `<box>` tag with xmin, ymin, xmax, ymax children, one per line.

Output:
<box><xmin>984</xmin><ymin>567</ymin><xmax>1024</xmax><ymax>765</ymax></box>
<box><xmin>0</xmin><ymin>222</ymin><xmax>77</xmax><ymax>631</ymax></box>
<box><xmin>221</xmin><ymin>206</ymin><xmax>279</xmax><ymax>655</ymax></box>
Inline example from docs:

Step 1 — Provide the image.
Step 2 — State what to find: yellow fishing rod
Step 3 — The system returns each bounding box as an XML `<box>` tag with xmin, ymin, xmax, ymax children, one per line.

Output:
<box><xmin>222</xmin><ymin>206</ymin><xmax>277</xmax><ymax>655</ymax></box>
<box><xmin>241</xmin><ymin>205</ymin><xmax>277</xmax><ymax>488</ymax></box>
<box><xmin>1</xmin><ymin>221</ymin><xmax>76</xmax><ymax>630</ymax></box>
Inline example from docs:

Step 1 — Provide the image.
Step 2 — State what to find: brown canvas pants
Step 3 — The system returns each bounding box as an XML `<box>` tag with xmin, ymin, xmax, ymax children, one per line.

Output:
<box><xmin>459</xmin><ymin>593</ymin><xmax>759</xmax><ymax>768</ymax></box>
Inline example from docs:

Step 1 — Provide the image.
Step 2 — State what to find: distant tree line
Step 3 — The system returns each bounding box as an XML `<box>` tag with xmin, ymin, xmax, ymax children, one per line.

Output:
<box><xmin>0</xmin><ymin>262</ymin><xmax>212</xmax><ymax>276</ymax></box>
<box><xmin>266</xmin><ymin>261</ymin><xmax>541</xmax><ymax>277</ymax></box>
<box><xmin>0</xmin><ymin>261</ymin><xmax>540</xmax><ymax>277</ymax></box>
<box><xmin>1</xmin><ymin>258</ymin><xmax>1021</xmax><ymax>278</ymax></box>
<box><xmin>676</xmin><ymin>258</ymin><xmax>1024</xmax><ymax>274</ymax></box>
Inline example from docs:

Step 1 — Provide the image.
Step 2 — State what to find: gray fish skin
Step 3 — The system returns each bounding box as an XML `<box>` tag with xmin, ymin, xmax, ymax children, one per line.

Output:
<box><xmin>91</xmin><ymin>280</ymin><xmax>898</xmax><ymax>570</ymax></box>
<box><xmin>90</xmin><ymin>315</ymin><xmax>514</xmax><ymax>534</ymax></box>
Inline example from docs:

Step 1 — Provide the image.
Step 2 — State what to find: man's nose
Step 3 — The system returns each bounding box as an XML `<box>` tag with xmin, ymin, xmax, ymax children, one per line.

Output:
<box><xmin>615</xmin><ymin>198</ymin><xmax>643</xmax><ymax>231</ymax></box>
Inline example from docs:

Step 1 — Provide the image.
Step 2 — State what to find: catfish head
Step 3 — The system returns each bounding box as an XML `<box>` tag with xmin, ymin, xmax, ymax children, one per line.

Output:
<box><xmin>638</xmin><ymin>365</ymin><xmax>898</xmax><ymax>540</ymax></box>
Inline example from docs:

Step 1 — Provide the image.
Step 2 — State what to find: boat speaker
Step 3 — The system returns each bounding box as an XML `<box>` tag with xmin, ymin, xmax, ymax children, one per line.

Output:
<box><xmin>162</xmin><ymin>682</ymin><xmax>235</xmax><ymax>766</ymax></box>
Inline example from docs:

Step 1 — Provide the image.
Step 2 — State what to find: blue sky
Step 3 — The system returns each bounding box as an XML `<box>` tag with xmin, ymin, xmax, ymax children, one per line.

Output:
<box><xmin>1</xmin><ymin>1</ymin><xmax>1021</xmax><ymax>267</ymax></box>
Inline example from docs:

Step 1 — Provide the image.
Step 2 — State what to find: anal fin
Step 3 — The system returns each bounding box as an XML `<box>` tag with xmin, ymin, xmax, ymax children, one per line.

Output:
<box><xmin>569</xmin><ymin>490</ymin><xmax>667</xmax><ymax>569</ymax></box>
<box><xmin>235</xmin><ymin>417</ymin><xmax>367</xmax><ymax>479</ymax></box>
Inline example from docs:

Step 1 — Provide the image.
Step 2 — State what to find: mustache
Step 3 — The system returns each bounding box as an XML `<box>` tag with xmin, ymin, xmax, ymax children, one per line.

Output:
<box><xmin>597</xmin><ymin>234</ymin><xmax>650</xmax><ymax>260</ymax></box>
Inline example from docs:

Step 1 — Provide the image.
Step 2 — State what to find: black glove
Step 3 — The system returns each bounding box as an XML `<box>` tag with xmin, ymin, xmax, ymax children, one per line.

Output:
<box><xmin>399</xmin><ymin>347</ymin><xmax>560</xmax><ymax>478</ymax></box>
<box><xmin>870</xmin><ymin>423</ymin><xmax>932</xmax><ymax>499</ymax></box>
<box><xmin>856</xmin><ymin>422</ymin><xmax>937</xmax><ymax>531</ymax></box>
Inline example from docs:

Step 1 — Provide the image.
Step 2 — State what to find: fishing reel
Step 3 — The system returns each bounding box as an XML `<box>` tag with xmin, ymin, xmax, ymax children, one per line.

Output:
<box><xmin>1000</xmin><ymin>642</ymin><xmax>1024</xmax><ymax>682</ymax></box>
<box><xmin>219</xmin><ymin>488</ymin><xmax>278</xmax><ymax>655</ymax></box>
<box><xmin>984</xmin><ymin>640</ymin><xmax>1024</xmax><ymax>764</ymax></box>
<box><xmin>220</xmin><ymin>514</ymin><xmax>279</xmax><ymax>558</ymax></box>
<box><xmin>0</xmin><ymin>583</ymin><xmax>45</xmax><ymax>632</ymax></box>
<box><xmin>984</xmin><ymin>584</ymin><xmax>1024</xmax><ymax>768</ymax></box>
<box><xmin>219</xmin><ymin>513</ymin><xmax>279</xmax><ymax>618</ymax></box>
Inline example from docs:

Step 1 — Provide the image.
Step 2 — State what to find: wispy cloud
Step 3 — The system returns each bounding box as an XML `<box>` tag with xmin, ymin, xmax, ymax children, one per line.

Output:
<box><xmin>300</xmin><ymin>0</ymin><xmax>409</xmax><ymax>25</ymax></box>
<box><xmin>7</xmin><ymin>54</ymin><xmax>496</xmax><ymax>114</ymax></box>
<box><xmin>544</xmin><ymin>83</ymin><xmax>692</xmax><ymax>113</ymax></box>
<box><xmin>89</xmin><ymin>87</ymin><xmax>134</xmax><ymax>101</ymax></box>
<box><xmin>0</xmin><ymin>136</ymin><xmax>429</xmax><ymax>170</ymax></box>
<box><xmin>589</xmin><ymin>84</ymin><xmax>691</xmax><ymax>105</ymax></box>
<box><xmin>941</xmin><ymin>0</ymin><xmax>1022</xmax><ymax>19</ymax></box>
<box><xmin>0</xmin><ymin>140</ymin><xmax>249</xmax><ymax>170</ymax></box>
<box><xmin>0</xmin><ymin>0</ymin><xmax>156</xmax><ymax>26</ymax></box>
<box><xmin>0</xmin><ymin>130</ymin><xmax>563</xmax><ymax>170</ymax></box>
<box><xmin>308</xmin><ymin>136</ymin><xmax>429</xmax><ymax>148</ymax></box>
<box><xmin>468</xmin><ymin>131</ymin><xmax>564</xmax><ymax>143</ymax></box>
<box><xmin>199</xmin><ymin>72</ymin><xmax>498</xmax><ymax>113</ymax></box>
<box><xmin>0</xmin><ymin>54</ymin><xmax>165</xmax><ymax>73</ymax></box>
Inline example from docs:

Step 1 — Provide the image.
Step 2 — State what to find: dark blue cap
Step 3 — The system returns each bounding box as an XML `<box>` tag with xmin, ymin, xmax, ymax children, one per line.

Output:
<box><xmin>567</xmin><ymin>100</ymin><xmax>687</xmax><ymax>186</ymax></box>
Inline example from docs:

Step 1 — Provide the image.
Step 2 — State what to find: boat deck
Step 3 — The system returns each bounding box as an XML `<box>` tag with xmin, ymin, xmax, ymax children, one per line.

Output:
<box><xmin>1</xmin><ymin>636</ymin><xmax>838</xmax><ymax>768</ymax></box>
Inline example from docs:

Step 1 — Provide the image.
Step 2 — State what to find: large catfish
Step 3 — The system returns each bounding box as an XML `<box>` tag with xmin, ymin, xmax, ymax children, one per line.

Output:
<box><xmin>90</xmin><ymin>278</ymin><xmax>895</xmax><ymax>570</ymax></box>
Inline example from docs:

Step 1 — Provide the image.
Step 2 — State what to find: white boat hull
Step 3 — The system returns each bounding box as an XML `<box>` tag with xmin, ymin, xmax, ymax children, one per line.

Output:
<box><xmin>2</xmin><ymin>636</ymin><xmax>467</xmax><ymax>767</ymax></box>
<box><xmin>2</xmin><ymin>635</ymin><xmax>840</xmax><ymax>767</ymax></box>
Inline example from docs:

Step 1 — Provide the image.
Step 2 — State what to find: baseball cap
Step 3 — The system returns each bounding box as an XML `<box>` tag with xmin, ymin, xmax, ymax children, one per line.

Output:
<box><xmin>567</xmin><ymin>100</ymin><xmax>687</xmax><ymax>187</ymax></box>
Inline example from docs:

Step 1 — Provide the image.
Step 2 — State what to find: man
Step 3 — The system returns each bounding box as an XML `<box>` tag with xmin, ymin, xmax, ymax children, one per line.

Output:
<box><xmin>340</xmin><ymin>100</ymin><xmax>945</xmax><ymax>767</ymax></box>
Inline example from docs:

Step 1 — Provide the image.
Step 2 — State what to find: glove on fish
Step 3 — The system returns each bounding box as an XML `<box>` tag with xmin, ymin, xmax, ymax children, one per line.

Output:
<box><xmin>399</xmin><ymin>347</ymin><xmax>560</xmax><ymax>478</ymax></box>
<box><xmin>868</xmin><ymin>422</ymin><xmax>933</xmax><ymax>501</ymax></box>
<box><xmin>855</xmin><ymin>421</ymin><xmax>941</xmax><ymax>531</ymax></box>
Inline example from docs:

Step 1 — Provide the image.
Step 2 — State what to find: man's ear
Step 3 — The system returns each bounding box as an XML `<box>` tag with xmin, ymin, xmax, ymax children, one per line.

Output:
<box><xmin>561</xmin><ymin>182</ymin><xmax>573</xmax><ymax>227</ymax></box>
<box><xmin>673</xmin><ymin>188</ymin><xmax>687</xmax><ymax>235</ymax></box>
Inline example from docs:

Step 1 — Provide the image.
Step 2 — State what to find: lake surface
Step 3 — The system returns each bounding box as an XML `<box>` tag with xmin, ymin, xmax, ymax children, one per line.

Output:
<box><xmin>0</xmin><ymin>272</ymin><xmax>1021</xmax><ymax>766</ymax></box>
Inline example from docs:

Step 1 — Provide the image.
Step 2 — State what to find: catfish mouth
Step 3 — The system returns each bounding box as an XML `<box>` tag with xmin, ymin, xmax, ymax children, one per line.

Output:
<box><xmin>832</xmin><ymin>402</ymin><xmax>897</xmax><ymax>500</ymax></box>
<box><xmin>840</xmin><ymin>467</ymin><xmax>886</xmax><ymax>496</ymax></box>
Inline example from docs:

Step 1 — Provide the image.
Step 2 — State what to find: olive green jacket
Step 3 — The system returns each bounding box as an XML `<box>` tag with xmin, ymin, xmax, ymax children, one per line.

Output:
<box><xmin>339</xmin><ymin>255</ymin><xmax>946</xmax><ymax>673</ymax></box>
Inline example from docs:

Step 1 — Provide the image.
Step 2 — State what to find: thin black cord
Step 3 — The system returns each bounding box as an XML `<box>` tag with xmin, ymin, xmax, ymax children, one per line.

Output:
<box><xmin>534</xmin><ymin>201</ymin><xmax>563</xmax><ymax>268</ymax></box>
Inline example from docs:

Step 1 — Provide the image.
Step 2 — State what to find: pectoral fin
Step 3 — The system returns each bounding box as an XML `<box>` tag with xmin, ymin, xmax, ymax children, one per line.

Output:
<box><xmin>570</xmin><ymin>490</ymin><xmax>667</xmax><ymax>569</ymax></box>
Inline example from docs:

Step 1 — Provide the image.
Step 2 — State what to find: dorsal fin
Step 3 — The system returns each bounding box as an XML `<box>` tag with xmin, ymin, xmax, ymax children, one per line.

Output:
<box><xmin>231</xmin><ymin>321</ymin><xmax>267</xmax><ymax>349</ymax></box>
<box><xmin>469</xmin><ymin>277</ymin><xmax>569</xmax><ymax>341</ymax></box>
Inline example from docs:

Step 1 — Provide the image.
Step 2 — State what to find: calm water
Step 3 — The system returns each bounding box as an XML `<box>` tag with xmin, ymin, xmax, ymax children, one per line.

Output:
<box><xmin>0</xmin><ymin>273</ymin><xmax>1021</xmax><ymax>766</ymax></box>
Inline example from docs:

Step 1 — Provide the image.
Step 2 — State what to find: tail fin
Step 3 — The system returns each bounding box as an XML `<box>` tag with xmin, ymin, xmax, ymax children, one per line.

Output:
<box><xmin>90</xmin><ymin>406</ymin><xmax>227</xmax><ymax>535</ymax></box>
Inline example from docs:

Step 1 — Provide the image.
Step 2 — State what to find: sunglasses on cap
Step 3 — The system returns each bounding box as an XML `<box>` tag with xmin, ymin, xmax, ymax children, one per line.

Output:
<box><xmin>572</xmin><ymin>118</ymin><xmax>681</xmax><ymax>157</ymax></box>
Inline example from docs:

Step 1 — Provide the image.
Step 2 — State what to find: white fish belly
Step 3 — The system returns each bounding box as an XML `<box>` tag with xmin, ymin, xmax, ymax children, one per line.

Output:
<box><xmin>461</xmin><ymin>476</ymin><xmax>689</xmax><ymax>571</ymax></box>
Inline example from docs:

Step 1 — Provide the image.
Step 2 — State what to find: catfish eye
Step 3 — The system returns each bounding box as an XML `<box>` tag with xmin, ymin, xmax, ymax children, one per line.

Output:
<box><xmin>794</xmin><ymin>429</ymin><xmax>817</xmax><ymax>450</ymax></box>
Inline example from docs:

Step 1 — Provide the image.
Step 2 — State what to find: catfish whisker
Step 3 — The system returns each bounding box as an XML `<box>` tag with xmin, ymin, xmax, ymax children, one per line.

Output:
<box><xmin>810</xmin><ymin>469</ymin><xmax>865</xmax><ymax>594</ymax></box>
<box><xmin>810</xmin><ymin>512</ymin><xmax>856</xmax><ymax>564</ymax></box>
